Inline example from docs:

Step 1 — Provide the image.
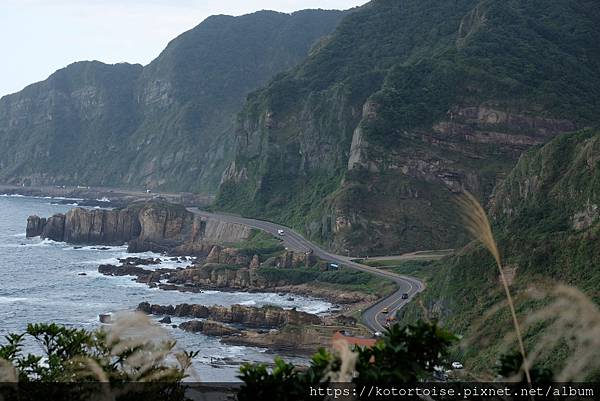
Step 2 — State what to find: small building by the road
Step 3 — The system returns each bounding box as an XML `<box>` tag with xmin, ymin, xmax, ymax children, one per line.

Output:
<box><xmin>332</xmin><ymin>331</ymin><xmax>377</xmax><ymax>350</ymax></box>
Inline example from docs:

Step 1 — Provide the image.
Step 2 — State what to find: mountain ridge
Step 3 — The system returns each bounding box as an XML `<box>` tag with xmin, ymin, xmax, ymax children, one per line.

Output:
<box><xmin>0</xmin><ymin>9</ymin><xmax>347</xmax><ymax>192</ymax></box>
<box><xmin>216</xmin><ymin>0</ymin><xmax>600</xmax><ymax>255</ymax></box>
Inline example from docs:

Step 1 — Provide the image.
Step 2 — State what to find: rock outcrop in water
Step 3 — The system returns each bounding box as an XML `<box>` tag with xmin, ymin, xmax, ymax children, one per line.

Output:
<box><xmin>179</xmin><ymin>320</ymin><xmax>241</xmax><ymax>336</ymax></box>
<box><xmin>26</xmin><ymin>208</ymin><xmax>140</xmax><ymax>245</ymax></box>
<box><xmin>137</xmin><ymin>302</ymin><xmax>322</xmax><ymax>328</ymax></box>
<box><xmin>26</xmin><ymin>201</ymin><xmax>250</xmax><ymax>253</ymax></box>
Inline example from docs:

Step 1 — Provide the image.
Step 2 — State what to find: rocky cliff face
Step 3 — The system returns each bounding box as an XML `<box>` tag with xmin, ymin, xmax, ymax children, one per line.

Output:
<box><xmin>169</xmin><ymin>264</ymin><xmax>267</xmax><ymax>289</ymax></box>
<box><xmin>489</xmin><ymin>129</ymin><xmax>600</xmax><ymax>231</ymax></box>
<box><xmin>166</xmin><ymin>249</ymin><xmax>318</xmax><ymax>291</ymax></box>
<box><xmin>216</xmin><ymin>0</ymin><xmax>600</xmax><ymax>255</ymax></box>
<box><xmin>398</xmin><ymin>128</ymin><xmax>600</xmax><ymax>372</ymax></box>
<box><xmin>179</xmin><ymin>320</ymin><xmax>241</xmax><ymax>337</ymax></box>
<box><xmin>0</xmin><ymin>10</ymin><xmax>345</xmax><ymax>193</ymax></box>
<box><xmin>26</xmin><ymin>201</ymin><xmax>250</xmax><ymax>252</ymax></box>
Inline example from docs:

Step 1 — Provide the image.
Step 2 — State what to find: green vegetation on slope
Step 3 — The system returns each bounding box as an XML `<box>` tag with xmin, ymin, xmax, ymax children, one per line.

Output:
<box><xmin>228</xmin><ymin>229</ymin><xmax>286</xmax><ymax>259</ymax></box>
<box><xmin>217</xmin><ymin>0</ymin><xmax>600</xmax><ymax>255</ymax></box>
<box><xmin>383</xmin><ymin>260</ymin><xmax>438</xmax><ymax>282</ymax></box>
<box><xmin>0</xmin><ymin>10</ymin><xmax>346</xmax><ymax>193</ymax></box>
<box><xmin>258</xmin><ymin>265</ymin><xmax>396</xmax><ymax>297</ymax></box>
<box><xmin>399</xmin><ymin>129</ymin><xmax>600</xmax><ymax>375</ymax></box>
<box><xmin>208</xmin><ymin>229</ymin><xmax>396</xmax><ymax>297</ymax></box>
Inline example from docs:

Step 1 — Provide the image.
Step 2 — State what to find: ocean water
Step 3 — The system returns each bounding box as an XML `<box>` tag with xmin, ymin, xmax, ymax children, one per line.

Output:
<box><xmin>0</xmin><ymin>195</ymin><xmax>331</xmax><ymax>381</ymax></box>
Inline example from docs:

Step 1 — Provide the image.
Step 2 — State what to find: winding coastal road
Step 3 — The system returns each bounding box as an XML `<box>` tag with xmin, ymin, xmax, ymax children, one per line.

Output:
<box><xmin>191</xmin><ymin>209</ymin><xmax>425</xmax><ymax>332</ymax></box>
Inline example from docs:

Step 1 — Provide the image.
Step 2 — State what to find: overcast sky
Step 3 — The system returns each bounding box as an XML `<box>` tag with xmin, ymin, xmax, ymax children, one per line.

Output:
<box><xmin>1</xmin><ymin>0</ymin><xmax>366</xmax><ymax>97</ymax></box>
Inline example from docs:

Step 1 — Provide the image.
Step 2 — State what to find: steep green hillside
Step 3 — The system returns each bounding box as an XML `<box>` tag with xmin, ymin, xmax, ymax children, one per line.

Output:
<box><xmin>216</xmin><ymin>0</ymin><xmax>600</xmax><ymax>255</ymax></box>
<box><xmin>0</xmin><ymin>61</ymin><xmax>143</xmax><ymax>184</ymax></box>
<box><xmin>399</xmin><ymin>128</ymin><xmax>600</xmax><ymax>374</ymax></box>
<box><xmin>0</xmin><ymin>10</ymin><xmax>345</xmax><ymax>192</ymax></box>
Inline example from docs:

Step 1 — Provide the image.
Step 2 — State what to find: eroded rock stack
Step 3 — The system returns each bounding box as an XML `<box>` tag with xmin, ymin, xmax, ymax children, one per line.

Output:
<box><xmin>26</xmin><ymin>201</ymin><xmax>250</xmax><ymax>253</ymax></box>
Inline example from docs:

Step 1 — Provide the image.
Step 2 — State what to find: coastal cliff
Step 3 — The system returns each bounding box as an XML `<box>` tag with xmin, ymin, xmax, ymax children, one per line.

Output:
<box><xmin>215</xmin><ymin>0</ymin><xmax>600</xmax><ymax>255</ymax></box>
<box><xmin>399</xmin><ymin>128</ymin><xmax>600</xmax><ymax>372</ymax></box>
<box><xmin>26</xmin><ymin>201</ymin><xmax>250</xmax><ymax>252</ymax></box>
<box><xmin>26</xmin><ymin>207</ymin><xmax>142</xmax><ymax>245</ymax></box>
<box><xmin>0</xmin><ymin>11</ymin><xmax>345</xmax><ymax>193</ymax></box>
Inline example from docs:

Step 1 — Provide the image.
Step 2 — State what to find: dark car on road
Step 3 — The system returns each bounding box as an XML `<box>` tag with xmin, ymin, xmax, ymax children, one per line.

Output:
<box><xmin>401</xmin><ymin>293</ymin><xmax>409</xmax><ymax>299</ymax></box>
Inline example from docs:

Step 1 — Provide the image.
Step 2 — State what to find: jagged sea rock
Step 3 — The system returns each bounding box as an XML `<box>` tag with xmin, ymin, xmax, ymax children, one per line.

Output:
<box><xmin>179</xmin><ymin>320</ymin><xmax>241</xmax><ymax>336</ymax></box>
<box><xmin>26</xmin><ymin>216</ymin><xmax>46</xmax><ymax>238</ymax></box>
<box><xmin>138</xmin><ymin>302</ymin><xmax>321</xmax><ymax>329</ymax></box>
<box><xmin>26</xmin><ymin>200</ymin><xmax>251</xmax><ymax>253</ymax></box>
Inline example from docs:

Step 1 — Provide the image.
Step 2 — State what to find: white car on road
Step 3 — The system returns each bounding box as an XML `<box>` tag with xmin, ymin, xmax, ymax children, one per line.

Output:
<box><xmin>277</xmin><ymin>229</ymin><xmax>285</xmax><ymax>236</ymax></box>
<box><xmin>451</xmin><ymin>362</ymin><xmax>463</xmax><ymax>369</ymax></box>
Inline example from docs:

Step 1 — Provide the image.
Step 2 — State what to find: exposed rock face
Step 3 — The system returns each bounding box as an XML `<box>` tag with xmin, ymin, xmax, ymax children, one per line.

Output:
<box><xmin>205</xmin><ymin>245</ymin><xmax>252</xmax><ymax>265</ymax></box>
<box><xmin>490</xmin><ymin>129</ymin><xmax>600</xmax><ymax>227</ymax></box>
<box><xmin>168</xmin><ymin>265</ymin><xmax>263</xmax><ymax>290</ymax></box>
<box><xmin>65</xmin><ymin>208</ymin><xmax>141</xmax><ymax>245</ymax></box>
<box><xmin>268</xmin><ymin>251</ymin><xmax>315</xmax><ymax>269</ymax></box>
<box><xmin>215</xmin><ymin>0</ymin><xmax>600</xmax><ymax>256</ymax></box>
<box><xmin>220</xmin><ymin>324</ymin><xmax>365</xmax><ymax>356</ymax></box>
<box><xmin>26</xmin><ymin>216</ymin><xmax>46</xmax><ymax>238</ymax></box>
<box><xmin>397</xmin><ymin>129</ymin><xmax>600</xmax><ymax>371</ymax></box>
<box><xmin>26</xmin><ymin>201</ymin><xmax>250</xmax><ymax>252</ymax></box>
<box><xmin>27</xmin><ymin>208</ymin><xmax>139</xmax><ymax>245</ymax></box>
<box><xmin>26</xmin><ymin>214</ymin><xmax>67</xmax><ymax>241</ymax></box>
<box><xmin>179</xmin><ymin>320</ymin><xmax>241</xmax><ymax>336</ymax></box>
<box><xmin>137</xmin><ymin>302</ymin><xmax>321</xmax><ymax>329</ymax></box>
<box><xmin>137</xmin><ymin>302</ymin><xmax>210</xmax><ymax>318</ymax></box>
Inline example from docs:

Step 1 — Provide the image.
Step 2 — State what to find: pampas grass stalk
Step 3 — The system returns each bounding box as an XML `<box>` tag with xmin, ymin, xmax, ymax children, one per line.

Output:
<box><xmin>328</xmin><ymin>340</ymin><xmax>358</xmax><ymax>382</ymax></box>
<box><xmin>524</xmin><ymin>285</ymin><xmax>600</xmax><ymax>381</ymax></box>
<box><xmin>456</xmin><ymin>191</ymin><xmax>532</xmax><ymax>384</ymax></box>
<box><xmin>0</xmin><ymin>359</ymin><xmax>17</xmax><ymax>382</ymax></box>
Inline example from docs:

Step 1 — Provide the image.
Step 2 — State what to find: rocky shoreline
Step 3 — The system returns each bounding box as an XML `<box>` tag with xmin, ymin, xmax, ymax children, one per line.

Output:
<box><xmin>137</xmin><ymin>301</ymin><xmax>368</xmax><ymax>356</ymax></box>
<box><xmin>96</xmin><ymin>256</ymin><xmax>371</xmax><ymax>354</ymax></box>
<box><xmin>137</xmin><ymin>302</ymin><xmax>322</xmax><ymax>328</ymax></box>
<box><xmin>25</xmin><ymin>199</ymin><xmax>379</xmax><ymax>305</ymax></box>
<box><xmin>0</xmin><ymin>184</ymin><xmax>213</xmax><ymax>208</ymax></box>
<box><xmin>95</xmin><ymin>255</ymin><xmax>371</xmax><ymax>306</ymax></box>
<box><xmin>25</xmin><ymin>199</ymin><xmax>376</xmax><ymax>354</ymax></box>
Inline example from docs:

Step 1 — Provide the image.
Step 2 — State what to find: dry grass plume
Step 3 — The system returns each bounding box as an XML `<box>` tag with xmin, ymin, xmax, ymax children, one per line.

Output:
<box><xmin>524</xmin><ymin>285</ymin><xmax>600</xmax><ymax>381</ymax></box>
<box><xmin>456</xmin><ymin>190</ymin><xmax>532</xmax><ymax>384</ymax></box>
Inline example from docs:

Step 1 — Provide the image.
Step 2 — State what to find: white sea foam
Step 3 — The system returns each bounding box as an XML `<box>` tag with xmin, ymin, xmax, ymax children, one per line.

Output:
<box><xmin>0</xmin><ymin>194</ymin><xmax>84</xmax><ymax>201</ymax></box>
<box><xmin>67</xmin><ymin>245</ymin><xmax>128</xmax><ymax>253</ymax></box>
<box><xmin>52</xmin><ymin>196</ymin><xmax>84</xmax><ymax>201</ymax></box>
<box><xmin>296</xmin><ymin>301</ymin><xmax>332</xmax><ymax>315</ymax></box>
<box><xmin>0</xmin><ymin>296</ymin><xmax>28</xmax><ymax>304</ymax></box>
<box><xmin>21</xmin><ymin>238</ymin><xmax>64</xmax><ymax>248</ymax></box>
